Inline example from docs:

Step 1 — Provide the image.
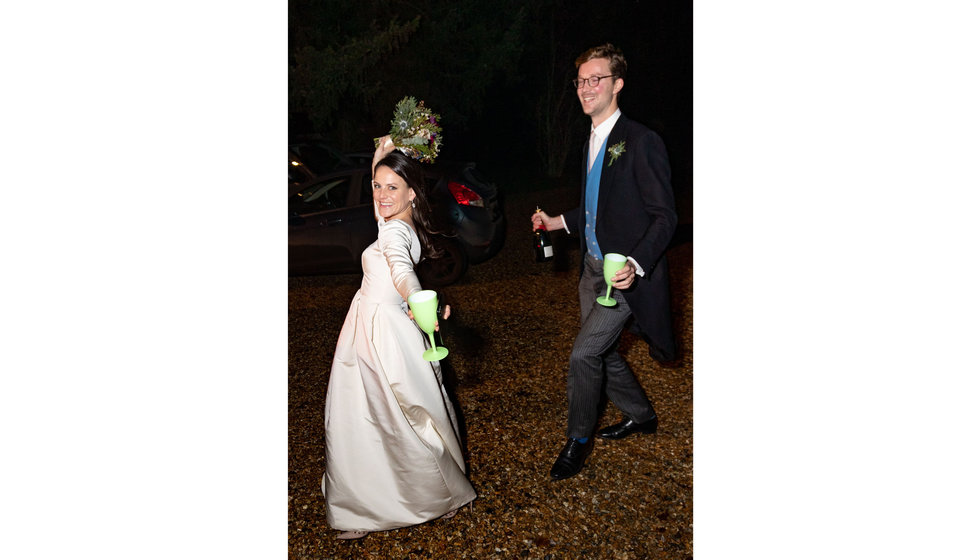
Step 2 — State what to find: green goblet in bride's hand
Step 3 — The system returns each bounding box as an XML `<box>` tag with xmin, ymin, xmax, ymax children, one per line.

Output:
<box><xmin>596</xmin><ymin>253</ymin><xmax>628</xmax><ymax>307</ymax></box>
<box><xmin>408</xmin><ymin>290</ymin><xmax>449</xmax><ymax>361</ymax></box>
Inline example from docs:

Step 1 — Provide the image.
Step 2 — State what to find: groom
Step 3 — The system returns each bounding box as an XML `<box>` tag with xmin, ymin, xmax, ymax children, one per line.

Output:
<box><xmin>532</xmin><ymin>43</ymin><xmax>677</xmax><ymax>481</ymax></box>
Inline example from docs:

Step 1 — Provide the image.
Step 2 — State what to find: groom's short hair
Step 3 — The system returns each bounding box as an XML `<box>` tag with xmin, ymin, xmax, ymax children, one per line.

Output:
<box><xmin>575</xmin><ymin>43</ymin><xmax>627</xmax><ymax>81</ymax></box>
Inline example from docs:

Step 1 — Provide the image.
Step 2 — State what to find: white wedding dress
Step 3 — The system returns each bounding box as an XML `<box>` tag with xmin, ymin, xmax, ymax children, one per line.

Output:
<box><xmin>322</xmin><ymin>217</ymin><xmax>476</xmax><ymax>532</ymax></box>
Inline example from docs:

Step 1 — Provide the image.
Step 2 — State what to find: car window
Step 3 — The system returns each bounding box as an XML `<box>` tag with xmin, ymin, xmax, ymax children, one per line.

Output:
<box><xmin>359</xmin><ymin>173</ymin><xmax>374</xmax><ymax>205</ymax></box>
<box><xmin>290</xmin><ymin>143</ymin><xmax>345</xmax><ymax>175</ymax></box>
<box><xmin>288</xmin><ymin>160</ymin><xmax>314</xmax><ymax>185</ymax></box>
<box><xmin>289</xmin><ymin>176</ymin><xmax>352</xmax><ymax>214</ymax></box>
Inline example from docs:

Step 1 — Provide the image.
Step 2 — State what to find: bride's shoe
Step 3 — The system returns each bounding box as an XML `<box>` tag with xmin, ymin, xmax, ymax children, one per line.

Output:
<box><xmin>336</xmin><ymin>530</ymin><xmax>369</xmax><ymax>540</ymax></box>
<box><xmin>441</xmin><ymin>500</ymin><xmax>473</xmax><ymax>520</ymax></box>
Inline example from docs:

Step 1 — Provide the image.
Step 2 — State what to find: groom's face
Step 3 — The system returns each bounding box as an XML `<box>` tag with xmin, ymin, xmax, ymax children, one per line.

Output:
<box><xmin>576</xmin><ymin>57</ymin><xmax>623</xmax><ymax>124</ymax></box>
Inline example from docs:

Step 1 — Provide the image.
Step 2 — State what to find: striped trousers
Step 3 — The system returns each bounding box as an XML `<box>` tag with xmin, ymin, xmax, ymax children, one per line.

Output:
<box><xmin>566</xmin><ymin>254</ymin><xmax>657</xmax><ymax>439</ymax></box>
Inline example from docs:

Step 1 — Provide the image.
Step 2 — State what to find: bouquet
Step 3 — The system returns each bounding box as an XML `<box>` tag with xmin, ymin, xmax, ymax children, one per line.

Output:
<box><xmin>374</xmin><ymin>96</ymin><xmax>442</xmax><ymax>163</ymax></box>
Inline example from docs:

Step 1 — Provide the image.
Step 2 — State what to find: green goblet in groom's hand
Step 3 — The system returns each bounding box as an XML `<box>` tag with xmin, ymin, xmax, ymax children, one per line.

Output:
<box><xmin>408</xmin><ymin>290</ymin><xmax>449</xmax><ymax>361</ymax></box>
<box><xmin>596</xmin><ymin>253</ymin><xmax>628</xmax><ymax>307</ymax></box>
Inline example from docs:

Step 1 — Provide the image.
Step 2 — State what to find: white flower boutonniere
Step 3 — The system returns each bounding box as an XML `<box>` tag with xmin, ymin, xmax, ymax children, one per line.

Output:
<box><xmin>606</xmin><ymin>140</ymin><xmax>626</xmax><ymax>167</ymax></box>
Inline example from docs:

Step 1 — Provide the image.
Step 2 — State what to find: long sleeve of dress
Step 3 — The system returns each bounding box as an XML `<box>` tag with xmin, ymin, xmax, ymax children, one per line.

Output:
<box><xmin>377</xmin><ymin>219</ymin><xmax>422</xmax><ymax>303</ymax></box>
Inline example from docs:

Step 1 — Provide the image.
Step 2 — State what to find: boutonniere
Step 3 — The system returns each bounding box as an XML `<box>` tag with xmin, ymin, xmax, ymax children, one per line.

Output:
<box><xmin>606</xmin><ymin>140</ymin><xmax>625</xmax><ymax>167</ymax></box>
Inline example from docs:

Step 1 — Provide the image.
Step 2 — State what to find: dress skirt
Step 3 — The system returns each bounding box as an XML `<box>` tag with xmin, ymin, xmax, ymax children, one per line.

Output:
<box><xmin>322</xmin><ymin>218</ymin><xmax>475</xmax><ymax>532</ymax></box>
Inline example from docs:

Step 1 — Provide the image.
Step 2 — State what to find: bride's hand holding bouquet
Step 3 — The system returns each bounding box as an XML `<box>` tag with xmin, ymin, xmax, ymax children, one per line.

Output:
<box><xmin>373</xmin><ymin>134</ymin><xmax>396</xmax><ymax>170</ymax></box>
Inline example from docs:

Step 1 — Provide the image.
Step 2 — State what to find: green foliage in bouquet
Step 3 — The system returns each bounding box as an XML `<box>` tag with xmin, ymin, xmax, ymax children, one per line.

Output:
<box><xmin>375</xmin><ymin>96</ymin><xmax>442</xmax><ymax>163</ymax></box>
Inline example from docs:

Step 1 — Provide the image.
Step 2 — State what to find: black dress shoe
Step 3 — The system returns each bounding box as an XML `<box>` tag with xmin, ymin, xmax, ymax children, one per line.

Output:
<box><xmin>549</xmin><ymin>438</ymin><xmax>594</xmax><ymax>481</ymax></box>
<box><xmin>598</xmin><ymin>415</ymin><xmax>658</xmax><ymax>440</ymax></box>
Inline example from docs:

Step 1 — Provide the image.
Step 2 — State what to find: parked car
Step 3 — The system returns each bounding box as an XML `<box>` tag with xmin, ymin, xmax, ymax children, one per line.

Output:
<box><xmin>289</xmin><ymin>139</ymin><xmax>371</xmax><ymax>187</ymax></box>
<box><xmin>288</xmin><ymin>153</ymin><xmax>505</xmax><ymax>286</ymax></box>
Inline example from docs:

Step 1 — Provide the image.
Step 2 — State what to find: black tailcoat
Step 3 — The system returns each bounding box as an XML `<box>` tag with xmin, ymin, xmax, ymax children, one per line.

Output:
<box><xmin>565</xmin><ymin>115</ymin><xmax>677</xmax><ymax>361</ymax></box>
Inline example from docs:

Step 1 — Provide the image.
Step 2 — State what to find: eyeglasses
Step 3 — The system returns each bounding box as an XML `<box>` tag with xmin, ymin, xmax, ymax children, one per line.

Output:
<box><xmin>572</xmin><ymin>75</ymin><xmax>615</xmax><ymax>89</ymax></box>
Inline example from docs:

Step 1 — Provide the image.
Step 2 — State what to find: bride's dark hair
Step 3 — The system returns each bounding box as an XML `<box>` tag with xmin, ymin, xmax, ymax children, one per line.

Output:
<box><xmin>374</xmin><ymin>150</ymin><xmax>445</xmax><ymax>261</ymax></box>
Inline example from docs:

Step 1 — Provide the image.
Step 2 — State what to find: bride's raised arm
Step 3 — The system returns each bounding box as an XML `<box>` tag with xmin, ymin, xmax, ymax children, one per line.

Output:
<box><xmin>373</xmin><ymin>135</ymin><xmax>395</xmax><ymax>171</ymax></box>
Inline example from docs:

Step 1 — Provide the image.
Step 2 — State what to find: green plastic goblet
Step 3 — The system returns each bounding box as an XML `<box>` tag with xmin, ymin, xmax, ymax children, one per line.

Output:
<box><xmin>407</xmin><ymin>290</ymin><xmax>449</xmax><ymax>361</ymax></box>
<box><xmin>596</xmin><ymin>253</ymin><xmax>628</xmax><ymax>307</ymax></box>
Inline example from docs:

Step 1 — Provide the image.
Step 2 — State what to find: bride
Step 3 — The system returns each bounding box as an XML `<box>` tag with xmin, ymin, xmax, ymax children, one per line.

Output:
<box><xmin>321</xmin><ymin>135</ymin><xmax>476</xmax><ymax>540</ymax></box>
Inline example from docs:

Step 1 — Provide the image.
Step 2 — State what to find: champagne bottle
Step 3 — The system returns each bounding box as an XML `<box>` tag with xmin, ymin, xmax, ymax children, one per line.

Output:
<box><xmin>534</xmin><ymin>206</ymin><xmax>554</xmax><ymax>262</ymax></box>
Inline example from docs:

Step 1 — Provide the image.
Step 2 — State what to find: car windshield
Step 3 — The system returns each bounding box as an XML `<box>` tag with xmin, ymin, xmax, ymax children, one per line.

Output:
<box><xmin>290</xmin><ymin>142</ymin><xmax>356</xmax><ymax>175</ymax></box>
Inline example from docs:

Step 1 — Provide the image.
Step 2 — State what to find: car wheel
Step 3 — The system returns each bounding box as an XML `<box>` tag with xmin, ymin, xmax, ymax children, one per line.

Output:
<box><xmin>417</xmin><ymin>237</ymin><xmax>468</xmax><ymax>287</ymax></box>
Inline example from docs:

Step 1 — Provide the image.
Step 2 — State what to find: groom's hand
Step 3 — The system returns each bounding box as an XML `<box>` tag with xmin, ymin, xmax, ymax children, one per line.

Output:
<box><xmin>531</xmin><ymin>210</ymin><xmax>561</xmax><ymax>232</ymax></box>
<box><xmin>611</xmin><ymin>261</ymin><xmax>637</xmax><ymax>290</ymax></box>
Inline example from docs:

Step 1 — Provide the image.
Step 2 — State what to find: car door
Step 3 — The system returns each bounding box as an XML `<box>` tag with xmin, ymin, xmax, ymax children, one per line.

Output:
<box><xmin>288</xmin><ymin>170</ymin><xmax>373</xmax><ymax>275</ymax></box>
<box><xmin>346</xmin><ymin>169</ymin><xmax>378</xmax><ymax>259</ymax></box>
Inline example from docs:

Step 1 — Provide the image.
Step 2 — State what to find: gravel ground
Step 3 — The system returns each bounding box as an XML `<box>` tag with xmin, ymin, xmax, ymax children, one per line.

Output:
<box><xmin>288</xmin><ymin>185</ymin><xmax>693</xmax><ymax>559</ymax></box>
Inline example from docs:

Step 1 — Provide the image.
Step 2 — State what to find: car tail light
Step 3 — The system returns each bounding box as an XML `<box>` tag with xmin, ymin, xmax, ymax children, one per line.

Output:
<box><xmin>448</xmin><ymin>181</ymin><xmax>485</xmax><ymax>207</ymax></box>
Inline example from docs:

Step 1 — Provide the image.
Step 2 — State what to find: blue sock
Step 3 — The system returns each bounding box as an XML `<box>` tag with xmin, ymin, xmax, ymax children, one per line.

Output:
<box><xmin>575</xmin><ymin>437</ymin><xmax>589</xmax><ymax>444</ymax></box>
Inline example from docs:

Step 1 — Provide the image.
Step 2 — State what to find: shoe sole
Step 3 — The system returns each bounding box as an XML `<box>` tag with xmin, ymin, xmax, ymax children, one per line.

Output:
<box><xmin>598</xmin><ymin>431</ymin><xmax>657</xmax><ymax>440</ymax></box>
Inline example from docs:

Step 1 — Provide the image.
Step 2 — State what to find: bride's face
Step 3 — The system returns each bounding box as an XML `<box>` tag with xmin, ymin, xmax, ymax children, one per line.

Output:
<box><xmin>372</xmin><ymin>165</ymin><xmax>416</xmax><ymax>222</ymax></box>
